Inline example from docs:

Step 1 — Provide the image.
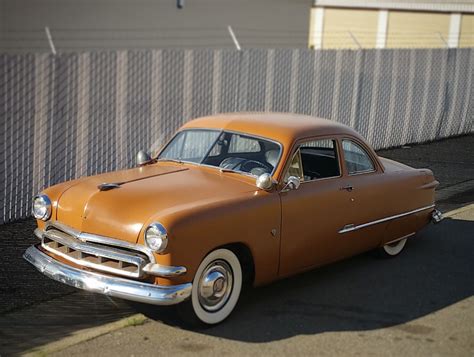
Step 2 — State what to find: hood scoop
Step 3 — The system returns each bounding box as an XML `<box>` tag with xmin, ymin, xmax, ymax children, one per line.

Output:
<box><xmin>98</xmin><ymin>183</ymin><xmax>121</xmax><ymax>191</ymax></box>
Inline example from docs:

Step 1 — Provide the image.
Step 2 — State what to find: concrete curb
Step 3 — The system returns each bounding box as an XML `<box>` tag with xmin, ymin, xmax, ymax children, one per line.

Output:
<box><xmin>23</xmin><ymin>314</ymin><xmax>148</xmax><ymax>357</ymax></box>
<box><xmin>443</xmin><ymin>203</ymin><xmax>474</xmax><ymax>218</ymax></box>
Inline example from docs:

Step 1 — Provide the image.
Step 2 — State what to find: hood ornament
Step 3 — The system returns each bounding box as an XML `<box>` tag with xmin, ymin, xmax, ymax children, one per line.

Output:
<box><xmin>98</xmin><ymin>183</ymin><xmax>121</xmax><ymax>191</ymax></box>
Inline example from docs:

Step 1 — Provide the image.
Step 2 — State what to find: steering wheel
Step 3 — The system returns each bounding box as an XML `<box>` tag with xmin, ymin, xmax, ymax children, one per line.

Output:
<box><xmin>307</xmin><ymin>170</ymin><xmax>322</xmax><ymax>179</ymax></box>
<box><xmin>219</xmin><ymin>157</ymin><xmax>246</xmax><ymax>170</ymax></box>
<box><xmin>240</xmin><ymin>159</ymin><xmax>273</xmax><ymax>173</ymax></box>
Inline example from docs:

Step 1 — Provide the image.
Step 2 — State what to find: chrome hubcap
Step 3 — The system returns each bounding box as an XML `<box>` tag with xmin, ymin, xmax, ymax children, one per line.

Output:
<box><xmin>198</xmin><ymin>260</ymin><xmax>233</xmax><ymax>312</ymax></box>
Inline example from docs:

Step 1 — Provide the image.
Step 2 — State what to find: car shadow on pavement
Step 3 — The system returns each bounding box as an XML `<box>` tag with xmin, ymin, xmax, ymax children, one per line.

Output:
<box><xmin>137</xmin><ymin>217</ymin><xmax>474</xmax><ymax>343</ymax></box>
<box><xmin>1</xmin><ymin>218</ymin><xmax>472</xmax><ymax>355</ymax></box>
<box><xmin>0</xmin><ymin>291</ymin><xmax>136</xmax><ymax>356</ymax></box>
<box><xmin>0</xmin><ymin>219</ymin><xmax>136</xmax><ymax>356</ymax></box>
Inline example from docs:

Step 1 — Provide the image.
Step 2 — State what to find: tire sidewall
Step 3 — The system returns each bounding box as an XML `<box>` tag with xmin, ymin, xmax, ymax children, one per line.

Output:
<box><xmin>191</xmin><ymin>248</ymin><xmax>242</xmax><ymax>325</ymax></box>
<box><xmin>382</xmin><ymin>238</ymin><xmax>407</xmax><ymax>256</ymax></box>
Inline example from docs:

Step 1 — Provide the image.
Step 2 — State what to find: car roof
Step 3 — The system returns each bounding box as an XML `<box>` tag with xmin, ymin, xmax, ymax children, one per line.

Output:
<box><xmin>181</xmin><ymin>112</ymin><xmax>361</xmax><ymax>146</ymax></box>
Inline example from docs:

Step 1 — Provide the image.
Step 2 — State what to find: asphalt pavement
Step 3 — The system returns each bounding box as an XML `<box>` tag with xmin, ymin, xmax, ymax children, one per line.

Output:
<box><xmin>53</xmin><ymin>209</ymin><xmax>474</xmax><ymax>357</ymax></box>
<box><xmin>0</xmin><ymin>134</ymin><xmax>472</xmax><ymax>356</ymax></box>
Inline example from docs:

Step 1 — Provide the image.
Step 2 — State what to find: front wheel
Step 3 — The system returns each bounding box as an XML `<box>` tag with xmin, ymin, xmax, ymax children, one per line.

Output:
<box><xmin>177</xmin><ymin>248</ymin><xmax>242</xmax><ymax>326</ymax></box>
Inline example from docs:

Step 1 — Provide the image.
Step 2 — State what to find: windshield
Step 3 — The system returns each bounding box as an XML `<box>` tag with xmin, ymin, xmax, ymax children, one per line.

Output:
<box><xmin>158</xmin><ymin>129</ymin><xmax>281</xmax><ymax>176</ymax></box>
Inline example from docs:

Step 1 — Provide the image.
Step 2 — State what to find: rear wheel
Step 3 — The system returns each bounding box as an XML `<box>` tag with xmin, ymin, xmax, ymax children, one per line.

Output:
<box><xmin>177</xmin><ymin>248</ymin><xmax>242</xmax><ymax>326</ymax></box>
<box><xmin>378</xmin><ymin>238</ymin><xmax>408</xmax><ymax>258</ymax></box>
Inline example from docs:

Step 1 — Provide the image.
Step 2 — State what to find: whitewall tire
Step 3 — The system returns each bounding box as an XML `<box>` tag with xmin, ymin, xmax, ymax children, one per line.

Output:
<box><xmin>380</xmin><ymin>238</ymin><xmax>407</xmax><ymax>257</ymax></box>
<box><xmin>178</xmin><ymin>248</ymin><xmax>242</xmax><ymax>326</ymax></box>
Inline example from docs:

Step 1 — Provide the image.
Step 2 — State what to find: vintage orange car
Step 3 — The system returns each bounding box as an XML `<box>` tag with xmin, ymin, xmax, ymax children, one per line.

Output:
<box><xmin>24</xmin><ymin>113</ymin><xmax>442</xmax><ymax>325</ymax></box>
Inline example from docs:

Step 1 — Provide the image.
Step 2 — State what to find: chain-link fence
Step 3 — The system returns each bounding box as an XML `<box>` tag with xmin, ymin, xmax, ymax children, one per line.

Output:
<box><xmin>1</xmin><ymin>48</ymin><xmax>473</xmax><ymax>224</ymax></box>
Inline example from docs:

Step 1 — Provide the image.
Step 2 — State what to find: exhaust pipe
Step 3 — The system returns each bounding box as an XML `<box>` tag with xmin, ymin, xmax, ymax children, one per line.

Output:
<box><xmin>431</xmin><ymin>209</ymin><xmax>443</xmax><ymax>224</ymax></box>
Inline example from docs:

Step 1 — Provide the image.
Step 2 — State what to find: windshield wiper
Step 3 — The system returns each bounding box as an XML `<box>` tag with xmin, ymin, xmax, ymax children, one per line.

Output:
<box><xmin>219</xmin><ymin>168</ymin><xmax>239</xmax><ymax>173</ymax></box>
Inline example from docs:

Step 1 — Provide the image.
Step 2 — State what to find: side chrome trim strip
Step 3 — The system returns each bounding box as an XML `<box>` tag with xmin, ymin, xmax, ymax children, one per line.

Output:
<box><xmin>339</xmin><ymin>204</ymin><xmax>435</xmax><ymax>234</ymax></box>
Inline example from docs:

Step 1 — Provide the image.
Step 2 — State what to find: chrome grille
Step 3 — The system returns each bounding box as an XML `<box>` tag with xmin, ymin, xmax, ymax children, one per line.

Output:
<box><xmin>41</xmin><ymin>227</ymin><xmax>150</xmax><ymax>279</ymax></box>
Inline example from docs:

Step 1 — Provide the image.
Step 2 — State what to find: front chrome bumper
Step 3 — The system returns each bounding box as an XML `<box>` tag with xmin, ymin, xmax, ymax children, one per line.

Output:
<box><xmin>23</xmin><ymin>245</ymin><xmax>192</xmax><ymax>306</ymax></box>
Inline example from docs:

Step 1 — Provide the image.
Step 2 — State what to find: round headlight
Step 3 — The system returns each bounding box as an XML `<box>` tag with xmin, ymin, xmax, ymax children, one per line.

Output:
<box><xmin>32</xmin><ymin>194</ymin><xmax>52</xmax><ymax>221</ymax></box>
<box><xmin>145</xmin><ymin>223</ymin><xmax>168</xmax><ymax>253</ymax></box>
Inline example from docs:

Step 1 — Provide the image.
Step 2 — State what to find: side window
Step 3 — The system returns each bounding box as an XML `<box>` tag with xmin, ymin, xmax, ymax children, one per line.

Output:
<box><xmin>300</xmin><ymin>139</ymin><xmax>340</xmax><ymax>181</ymax></box>
<box><xmin>228</xmin><ymin>134</ymin><xmax>260</xmax><ymax>153</ymax></box>
<box><xmin>342</xmin><ymin>140</ymin><xmax>375</xmax><ymax>174</ymax></box>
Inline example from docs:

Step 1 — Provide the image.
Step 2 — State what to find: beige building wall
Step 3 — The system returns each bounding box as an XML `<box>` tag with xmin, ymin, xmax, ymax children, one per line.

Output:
<box><xmin>459</xmin><ymin>14</ymin><xmax>474</xmax><ymax>47</ymax></box>
<box><xmin>322</xmin><ymin>8</ymin><xmax>378</xmax><ymax>49</ymax></box>
<box><xmin>386</xmin><ymin>11</ymin><xmax>451</xmax><ymax>48</ymax></box>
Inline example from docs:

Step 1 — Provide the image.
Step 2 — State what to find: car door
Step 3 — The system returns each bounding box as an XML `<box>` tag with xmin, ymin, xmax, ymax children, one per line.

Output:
<box><xmin>334</xmin><ymin>138</ymin><xmax>389</xmax><ymax>258</ymax></box>
<box><xmin>279</xmin><ymin>137</ymin><xmax>352</xmax><ymax>277</ymax></box>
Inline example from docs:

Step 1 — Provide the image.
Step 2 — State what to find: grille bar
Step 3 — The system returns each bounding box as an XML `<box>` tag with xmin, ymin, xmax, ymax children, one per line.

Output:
<box><xmin>41</xmin><ymin>228</ymin><xmax>147</xmax><ymax>278</ymax></box>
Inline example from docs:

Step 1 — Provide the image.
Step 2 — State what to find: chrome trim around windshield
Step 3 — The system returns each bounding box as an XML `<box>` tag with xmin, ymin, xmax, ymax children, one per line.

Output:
<box><xmin>155</xmin><ymin>128</ymin><xmax>284</xmax><ymax>178</ymax></box>
<box><xmin>339</xmin><ymin>205</ymin><xmax>435</xmax><ymax>234</ymax></box>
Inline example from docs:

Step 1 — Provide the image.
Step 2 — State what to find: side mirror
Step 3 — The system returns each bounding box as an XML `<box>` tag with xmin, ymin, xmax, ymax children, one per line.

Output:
<box><xmin>137</xmin><ymin>150</ymin><xmax>152</xmax><ymax>166</ymax></box>
<box><xmin>281</xmin><ymin>176</ymin><xmax>301</xmax><ymax>192</ymax></box>
<box><xmin>256</xmin><ymin>173</ymin><xmax>274</xmax><ymax>191</ymax></box>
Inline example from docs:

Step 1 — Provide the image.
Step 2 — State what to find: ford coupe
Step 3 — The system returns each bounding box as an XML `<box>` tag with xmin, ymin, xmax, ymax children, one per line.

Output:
<box><xmin>24</xmin><ymin>113</ymin><xmax>442</xmax><ymax>325</ymax></box>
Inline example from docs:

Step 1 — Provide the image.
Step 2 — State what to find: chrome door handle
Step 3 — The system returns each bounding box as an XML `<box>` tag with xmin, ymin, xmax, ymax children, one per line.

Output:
<box><xmin>340</xmin><ymin>185</ymin><xmax>354</xmax><ymax>192</ymax></box>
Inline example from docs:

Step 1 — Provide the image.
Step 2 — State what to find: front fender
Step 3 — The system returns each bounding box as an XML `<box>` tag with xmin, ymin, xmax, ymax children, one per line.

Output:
<box><xmin>144</xmin><ymin>189</ymin><xmax>281</xmax><ymax>287</ymax></box>
<box><xmin>35</xmin><ymin>179</ymin><xmax>82</xmax><ymax>230</ymax></box>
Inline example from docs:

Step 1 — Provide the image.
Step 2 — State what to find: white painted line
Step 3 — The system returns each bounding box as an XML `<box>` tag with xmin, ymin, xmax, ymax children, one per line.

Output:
<box><xmin>227</xmin><ymin>26</ymin><xmax>241</xmax><ymax>51</ymax></box>
<box><xmin>310</xmin><ymin>7</ymin><xmax>325</xmax><ymax>49</ymax></box>
<box><xmin>44</xmin><ymin>27</ymin><xmax>57</xmax><ymax>55</ymax></box>
<box><xmin>448</xmin><ymin>13</ymin><xmax>461</xmax><ymax>48</ymax></box>
<box><xmin>376</xmin><ymin>10</ymin><xmax>388</xmax><ymax>49</ymax></box>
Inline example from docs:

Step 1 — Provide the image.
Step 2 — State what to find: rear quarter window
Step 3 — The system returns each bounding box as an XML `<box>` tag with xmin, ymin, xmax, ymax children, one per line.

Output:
<box><xmin>342</xmin><ymin>140</ymin><xmax>375</xmax><ymax>174</ymax></box>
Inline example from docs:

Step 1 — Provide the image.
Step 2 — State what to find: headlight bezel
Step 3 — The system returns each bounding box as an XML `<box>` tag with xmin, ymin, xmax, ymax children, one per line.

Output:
<box><xmin>144</xmin><ymin>222</ymin><xmax>168</xmax><ymax>253</ymax></box>
<box><xmin>32</xmin><ymin>194</ymin><xmax>52</xmax><ymax>221</ymax></box>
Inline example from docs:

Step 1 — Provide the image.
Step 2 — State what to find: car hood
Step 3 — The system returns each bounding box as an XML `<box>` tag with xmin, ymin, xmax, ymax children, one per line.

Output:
<box><xmin>55</xmin><ymin>163</ymin><xmax>256</xmax><ymax>243</ymax></box>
